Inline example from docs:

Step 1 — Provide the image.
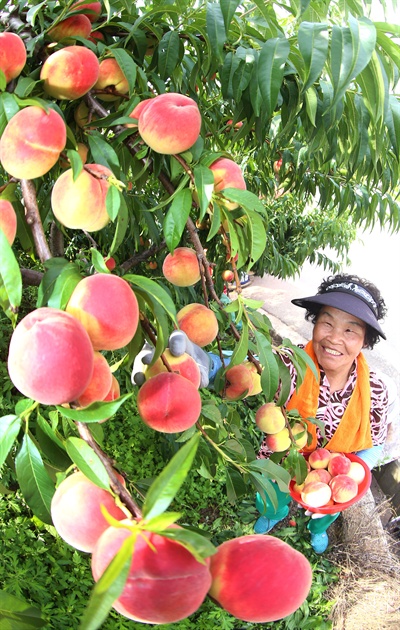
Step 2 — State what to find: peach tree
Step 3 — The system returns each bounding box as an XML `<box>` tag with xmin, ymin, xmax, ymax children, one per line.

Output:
<box><xmin>1</xmin><ymin>0</ymin><xmax>400</xmax><ymax>627</ymax></box>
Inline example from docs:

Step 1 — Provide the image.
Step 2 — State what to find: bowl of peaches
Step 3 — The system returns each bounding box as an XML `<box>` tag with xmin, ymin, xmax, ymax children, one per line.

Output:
<box><xmin>289</xmin><ymin>448</ymin><xmax>372</xmax><ymax>514</ymax></box>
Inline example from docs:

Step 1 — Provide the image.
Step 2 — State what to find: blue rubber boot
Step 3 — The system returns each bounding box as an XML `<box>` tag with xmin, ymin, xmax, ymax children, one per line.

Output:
<box><xmin>307</xmin><ymin>513</ymin><xmax>340</xmax><ymax>554</ymax></box>
<box><xmin>254</xmin><ymin>508</ymin><xmax>290</xmax><ymax>534</ymax></box>
<box><xmin>254</xmin><ymin>482</ymin><xmax>292</xmax><ymax>534</ymax></box>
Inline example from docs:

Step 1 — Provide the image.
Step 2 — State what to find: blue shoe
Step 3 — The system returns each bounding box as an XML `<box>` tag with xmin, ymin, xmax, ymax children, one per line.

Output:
<box><xmin>310</xmin><ymin>532</ymin><xmax>329</xmax><ymax>553</ymax></box>
<box><xmin>254</xmin><ymin>516</ymin><xmax>283</xmax><ymax>534</ymax></box>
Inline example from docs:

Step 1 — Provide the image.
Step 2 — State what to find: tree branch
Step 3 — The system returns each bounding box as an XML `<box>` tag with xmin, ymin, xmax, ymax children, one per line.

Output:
<box><xmin>20</xmin><ymin>179</ymin><xmax>52</xmax><ymax>262</ymax></box>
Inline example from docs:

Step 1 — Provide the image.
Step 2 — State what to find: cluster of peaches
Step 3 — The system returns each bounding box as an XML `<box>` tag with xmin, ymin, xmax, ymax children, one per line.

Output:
<box><xmin>50</xmin><ymin>469</ymin><xmax>313</xmax><ymax>624</ymax></box>
<box><xmin>255</xmin><ymin>402</ymin><xmax>308</xmax><ymax>451</ymax></box>
<box><xmin>293</xmin><ymin>447</ymin><xmax>367</xmax><ymax>509</ymax></box>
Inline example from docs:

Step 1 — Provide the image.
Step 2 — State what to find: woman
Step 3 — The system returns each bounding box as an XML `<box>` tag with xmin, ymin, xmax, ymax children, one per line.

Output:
<box><xmin>255</xmin><ymin>273</ymin><xmax>389</xmax><ymax>551</ymax></box>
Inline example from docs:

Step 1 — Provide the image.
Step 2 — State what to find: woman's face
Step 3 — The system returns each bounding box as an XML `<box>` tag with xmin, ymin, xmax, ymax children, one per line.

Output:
<box><xmin>312</xmin><ymin>306</ymin><xmax>366</xmax><ymax>379</ymax></box>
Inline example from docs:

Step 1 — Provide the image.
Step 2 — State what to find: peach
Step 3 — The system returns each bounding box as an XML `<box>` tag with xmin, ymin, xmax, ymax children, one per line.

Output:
<box><xmin>60</xmin><ymin>141</ymin><xmax>88</xmax><ymax>169</ymax></box>
<box><xmin>308</xmin><ymin>447</ymin><xmax>332</xmax><ymax>469</ymax></box>
<box><xmin>292</xmin><ymin>480</ymin><xmax>305</xmax><ymax>494</ymax></box>
<box><xmin>66</xmin><ymin>273</ymin><xmax>139</xmax><ymax>351</ymax></box>
<box><xmin>264</xmin><ymin>427</ymin><xmax>292</xmax><ymax>452</ymax></box>
<box><xmin>224</xmin><ymin>364</ymin><xmax>253</xmax><ymax>400</ymax></box>
<box><xmin>347</xmin><ymin>461</ymin><xmax>366</xmax><ymax>484</ymax></box>
<box><xmin>92</xmin><ymin>523</ymin><xmax>212</xmax><ymax>623</ymax></box>
<box><xmin>255</xmin><ymin>402</ymin><xmax>285</xmax><ymax>434</ymax></box>
<box><xmin>93</xmin><ymin>57</ymin><xmax>129</xmax><ymax>101</ymax></box>
<box><xmin>304</xmin><ymin>469</ymin><xmax>332</xmax><ymax>485</ymax></box>
<box><xmin>7</xmin><ymin>307</ymin><xmax>94</xmax><ymax>406</ymax></box>
<box><xmin>209</xmin><ymin>157</ymin><xmax>246</xmax><ymax>210</ymax></box>
<box><xmin>88</xmin><ymin>30</ymin><xmax>105</xmax><ymax>44</ymax></box>
<box><xmin>243</xmin><ymin>360</ymin><xmax>262</xmax><ymax>396</ymax></box>
<box><xmin>209</xmin><ymin>534</ymin><xmax>312</xmax><ymax>623</ymax></box>
<box><xmin>145</xmin><ymin>349</ymin><xmax>201</xmax><ymax>388</ymax></box>
<box><xmin>70</xmin><ymin>1</ymin><xmax>102</xmax><ymax>22</ymax></box>
<box><xmin>48</xmin><ymin>14</ymin><xmax>92</xmax><ymax>42</ymax></box>
<box><xmin>126</xmin><ymin>98</ymin><xmax>153</xmax><ymax>128</ymax></box>
<box><xmin>74</xmin><ymin>101</ymin><xmax>98</xmax><ymax>129</ymax></box>
<box><xmin>103</xmin><ymin>375</ymin><xmax>120</xmax><ymax>401</ymax></box>
<box><xmin>40</xmin><ymin>45</ymin><xmax>99</xmax><ymax>100</ymax></box>
<box><xmin>301</xmin><ymin>481</ymin><xmax>332</xmax><ymax>508</ymax></box>
<box><xmin>51</xmin><ymin>163</ymin><xmax>112</xmax><ymax>232</ymax></box>
<box><xmin>327</xmin><ymin>453</ymin><xmax>351</xmax><ymax>476</ymax></box>
<box><xmin>162</xmin><ymin>247</ymin><xmax>200</xmax><ymax>287</ymax></box>
<box><xmin>329</xmin><ymin>474</ymin><xmax>358</xmax><ymax>503</ymax></box>
<box><xmin>77</xmin><ymin>351</ymin><xmax>113</xmax><ymax>407</ymax></box>
<box><xmin>137</xmin><ymin>372</ymin><xmax>202</xmax><ymax>433</ymax></box>
<box><xmin>0</xmin><ymin>106</ymin><xmax>66</xmax><ymax>180</ymax></box>
<box><xmin>138</xmin><ymin>93</ymin><xmax>202</xmax><ymax>154</ymax></box>
<box><xmin>176</xmin><ymin>303</ymin><xmax>218</xmax><ymax>347</ymax></box>
<box><xmin>221</xmin><ymin>269</ymin><xmax>234</xmax><ymax>282</ymax></box>
<box><xmin>0</xmin><ymin>32</ymin><xmax>26</xmax><ymax>83</ymax></box>
<box><xmin>0</xmin><ymin>199</ymin><xmax>17</xmax><ymax>246</ymax></box>
<box><xmin>292</xmin><ymin>421</ymin><xmax>308</xmax><ymax>450</ymax></box>
<box><xmin>51</xmin><ymin>471</ymin><xmax>126</xmax><ymax>553</ymax></box>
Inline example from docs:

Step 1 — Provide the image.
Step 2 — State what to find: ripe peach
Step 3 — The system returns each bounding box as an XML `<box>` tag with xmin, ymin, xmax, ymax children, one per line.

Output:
<box><xmin>7</xmin><ymin>307</ymin><xmax>94</xmax><ymax>406</ymax></box>
<box><xmin>66</xmin><ymin>273</ymin><xmax>139</xmax><ymax>351</ymax></box>
<box><xmin>176</xmin><ymin>303</ymin><xmax>218</xmax><ymax>347</ymax></box>
<box><xmin>103</xmin><ymin>375</ymin><xmax>120</xmax><ymax>401</ymax></box>
<box><xmin>0</xmin><ymin>199</ymin><xmax>17</xmax><ymax>246</ymax></box>
<box><xmin>92</xmin><ymin>523</ymin><xmax>212</xmax><ymax>623</ymax></box>
<box><xmin>51</xmin><ymin>164</ymin><xmax>112</xmax><ymax>232</ymax></box>
<box><xmin>308</xmin><ymin>447</ymin><xmax>332</xmax><ymax>469</ymax></box>
<box><xmin>209</xmin><ymin>534</ymin><xmax>312</xmax><ymax>623</ymax></box>
<box><xmin>51</xmin><ymin>471</ymin><xmax>126</xmax><ymax>553</ymax></box>
<box><xmin>0</xmin><ymin>106</ymin><xmax>66</xmax><ymax>180</ymax></box>
<box><xmin>221</xmin><ymin>269</ymin><xmax>234</xmax><ymax>282</ymax></box>
<box><xmin>329</xmin><ymin>474</ymin><xmax>358</xmax><ymax>503</ymax></box>
<box><xmin>347</xmin><ymin>461</ymin><xmax>366</xmax><ymax>484</ymax></box>
<box><xmin>304</xmin><ymin>469</ymin><xmax>332</xmax><ymax>485</ymax></box>
<box><xmin>292</xmin><ymin>480</ymin><xmax>305</xmax><ymax>494</ymax></box>
<box><xmin>48</xmin><ymin>14</ymin><xmax>92</xmax><ymax>42</ymax></box>
<box><xmin>93</xmin><ymin>57</ymin><xmax>129</xmax><ymax>101</ymax></box>
<box><xmin>0</xmin><ymin>32</ymin><xmax>27</xmax><ymax>83</ymax></box>
<box><xmin>255</xmin><ymin>402</ymin><xmax>285</xmax><ymax>434</ymax></box>
<box><xmin>292</xmin><ymin>421</ymin><xmax>308</xmax><ymax>450</ymax></box>
<box><xmin>162</xmin><ymin>247</ymin><xmax>200</xmax><ymax>287</ymax></box>
<box><xmin>104</xmin><ymin>256</ymin><xmax>116</xmax><ymax>271</ymax></box>
<box><xmin>40</xmin><ymin>45</ymin><xmax>99</xmax><ymax>100</ymax></box>
<box><xmin>224</xmin><ymin>364</ymin><xmax>253</xmax><ymax>400</ymax></box>
<box><xmin>70</xmin><ymin>0</ymin><xmax>102</xmax><ymax>22</ymax></box>
<box><xmin>138</xmin><ymin>93</ymin><xmax>202</xmax><ymax>154</ymax></box>
<box><xmin>137</xmin><ymin>372</ymin><xmax>202</xmax><ymax>433</ymax></box>
<box><xmin>264</xmin><ymin>427</ymin><xmax>292</xmax><ymax>452</ymax></box>
<box><xmin>145</xmin><ymin>349</ymin><xmax>201</xmax><ymax>388</ymax></box>
<box><xmin>77</xmin><ymin>351</ymin><xmax>113</xmax><ymax>407</ymax></box>
<box><xmin>59</xmin><ymin>141</ymin><xmax>88</xmax><ymax>169</ymax></box>
<box><xmin>327</xmin><ymin>453</ymin><xmax>351</xmax><ymax>476</ymax></box>
<box><xmin>301</xmin><ymin>481</ymin><xmax>332</xmax><ymax>508</ymax></box>
<box><xmin>209</xmin><ymin>157</ymin><xmax>246</xmax><ymax>210</ymax></box>
<box><xmin>126</xmin><ymin>98</ymin><xmax>153</xmax><ymax>128</ymax></box>
<box><xmin>88</xmin><ymin>30</ymin><xmax>105</xmax><ymax>43</ymax></box>
<box><xmin>243</xmin><ymin>360</ymin><xmax>262</xmax><ymax>396</ymax></box>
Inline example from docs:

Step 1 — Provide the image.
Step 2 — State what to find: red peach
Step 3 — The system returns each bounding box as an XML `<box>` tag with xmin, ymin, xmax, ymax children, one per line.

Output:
<box><xmin>40</xmin><ymin>45</ymin><xmax>99</xmax><ymax>100</ymax></box>
<box><xmin>264</xmin><ymin>427</ymin><xmax>292</xmax><ymax>452</ymax></box>
<box><xmin>7</xmin><ymin>307</ymin><xmax>94</xmax><ymax>405</ymax></box>
<box><xmin>126</xmin><ymin>98</ymin><xmax>153</xmax><ymax>128</ymax></box>
<box><xmin>243</xmin><ymin>361</ymin><xmax>262</xmax><ymax>396</ymax></box>
<box><xmin>0</xmin><ymin>32</ymin><xmax>27</xmax><ymax>83</ymax></box>
<box><xmin>92</xmin><ymin>523</ymin><xmax>212</xmax><ymax>623</ymax></box>
<box><xmin>308</xmin><ymin>447</ymin><xmax>332</xmax><ymax>469</ymax></box>
<box><xmin>138</xmin><ymin>93</ymin><xmax>202</xmax><ymax>154</ymax></box>
<box><xmin>255</xmin><ymin>402</ymin><xmax>286</xmax><ymax>434</ymax></box>
<box><xmin>0</xmin><ymin>106</ymin><xmax>66</xmax><ymax>180</ymax></box>
<box><xmin>51</xmin><ymin>164</ymin><xmax>113</xmax><ymax>232</ymax></box>
<box><xmin>301</xmin><ymin>481</ymin><xmax>332</xmax><ymax>508</ymax></box>
<box><xmin>103</xmin><ymin>375</ymin><xmax>120</xmax><ymax>401</ymax></box>
<box><xmin>77</xmin><ymin>351</ymin><xmax>113</xmax><ymax>407</ymax></box>
<box><xmin>66</xmin><ymin>273</ymin><xmax>139</xmax><ymax>351</ymax></box>
<box><xmin>347</xmin><ymin>461</ymin><xmax>366</xmax><ymax>484</ymax></box>
<box><xmin>0</xmin><ymin>199</ymin><xmax>17</xmax><ymax>246</ymax></box>
<box><xmin>176</xmin><ymin>302</ymin><xmax>219</xmax><ymax>347</ymax></box>
<box><xmin>209</xmin><ymin>534</ymin><xmax>312</xmax><ymax>623</ymax></box>
<box><xmin>51</xmin><ymin>471</ymin><xmax>126</xmax><ymax>552</ymax></box>
<box><xmin>104</xmin><ymin>256</ymin><xmax>116</xmax><ymax>271</ymax></box>
<box><xmin>327</xmin><ymin>453</ymin><xmax>351</xmax><ymax>476</ymax></box>
<box><xmin>48</xmin><ymin>14</ymin><xmax>92</xmax><ymax>42</ymax></box>
<box><xmin>162</xmin><ymin>247</ymin><xmax>201</xmax><ymax>287</ymax></box>
<box><xmin>137</xmin><ymin>372</ymin><xmax>202</xmax><ymax>433</ymax></box>
<box><xmin>329</xmin><ymin>474</ymin><xmax>358</xmax><ymax>503</ymax></box>
<box><xmin>224</xmin><ymin>364</ymin><xmax>253</xmax><ymax>400</ymax></box>
<box><xmin>70</xmin><ymin>1</ymin><xmax>102</xmax><ymax>22</ymax></box>
<box><xmin>304</xmin><ymin>469</ymin><xmax>332</xmax><ymax>485</ymax></box>
<box><xmin>221</xmin><ymin>269</ymin><xmax>234</xmax><ymax>282</ymax></box>
<box><xmin>145</xmin><ymin>349</ymin><xmax>201</xmax><ymax>388</ymax></box>
<box><xmin>209</xmin><ymin>157</ymin><xmax>246</xmax><ymax>210</ymax></box>
<box><xmin>94</xmin><ymin>57</ymin><xmax>129</xmax><ymax>101</ymax></box>
<box><xmin>88</xmin><ymin>30</ymin><xmax>105</xmax><ymax>43</ymax></box>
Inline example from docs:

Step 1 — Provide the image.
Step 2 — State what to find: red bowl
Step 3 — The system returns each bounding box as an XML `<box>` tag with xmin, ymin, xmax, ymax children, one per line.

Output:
<box><xmin>289</xmin><ymin>452</ymin><xmax>372</xmax><ymax>514</ymax></box>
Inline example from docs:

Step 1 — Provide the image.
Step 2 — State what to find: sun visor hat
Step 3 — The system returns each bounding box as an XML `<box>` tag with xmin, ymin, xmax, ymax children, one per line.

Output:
<box><xmin>291</xmin><ymin>281</ymin><xmax>386</xmax><ymax>339</ymax></box>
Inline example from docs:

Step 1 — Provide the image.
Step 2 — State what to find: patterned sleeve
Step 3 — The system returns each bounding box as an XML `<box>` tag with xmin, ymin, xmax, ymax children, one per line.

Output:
<box><xmin>369</xmin><ymin>370</ymin><xmax>389</xmax><ymax>446</ymax></box>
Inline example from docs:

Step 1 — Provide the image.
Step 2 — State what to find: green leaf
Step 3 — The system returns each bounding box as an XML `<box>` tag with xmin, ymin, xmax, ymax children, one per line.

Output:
<box><xmin>357</xmin><ymin>49</ymin><xmax>387</xmax><ymax>123</ymax></box>
<box><xmin>0</xmin><ymin>590</ymin><xmax>47</xmax><ymax>629</ymax></box>
<box><xmin>91</xmin><ymin>248</ymin><xmax>110</xmax><ymax>274</ymax></box>
<box><xmin>124</xmin><ymin>275</ymin><xmax>177</xmax><ymax>324</ymax></box>
<box><xmin>37</xmin><ymin>258</ymin><xmax>81</xmax><ymax>309</ymax></box>
<box><xmin>106</xmin><ymin>185</ymin><xmax>122</xmax><ymax>222</ymax></box>
<box><xmin>254</xmin><ymin>330</ymin><xmax>279</xmax><ymax>401</ymax></box>
<box><xmin>385</xmin><ymin>94</ymin><xmax>400</xmax><ymax>158</ymax></box>
<box><xmin>193</xmin><ymin>164</ymin><xmax>214</xmax><ymax>219</ymax></box>
<box><xmin>258</xmin><ymin>37</ymin><xmax>290</xmax><ymax>118</ymax></box>
<box><xmin>56</xmin><ymin>393</ymin><xmax>132</xmax><ymax>423</ymax></box>
<box><xmin>206</xmin><ymin>2</ymin><xmax>226</xmax><ymax>63</ymax></box>
<box><xmin>79</xmin><ymin>533</ymin><xmax>134</xmax><ymax>630</ymax></box>
<box><xmin>157</xmin><ymin>31</ymin><xmax>181</xmax><ymax>80</ymax></box>
<box><xmin>109</xmin><ymin>194</ymin><xmax>129</xmax><ymax>256</ymax></box>
<box><xmin>159</xmin><ymin>525</ymin><xmax>216</xmax><ymax>562</ymax></box>
<box><xmin>0</xmin><ymin>415</ymin><xmax>21</xmax><ymax>468</ymax></box>
<box><xmin>0</xmin><ymin>230</ymin><xmax>22</xmax><ymax>324</ymax></box>
<box><xmin>109</xmin><ymin>48</ymin><xmax>137</xmax><ymax>94</ymax></box>
<box><xmin>47</xmin><ymin>263</ymin><xmax>83</xmax><ymax>310</ymax></box>
<box><xmin>276</xmin><ymin>357</ymin><xmax>292</xmax><ymax>406</ymax></box>
<box><xmin>220</xmin><ymin>0</ymin><xmax>241</xmax><ymax>34</ymax></box>
<box><xmin>227</xmin><ymin>318</ymin><xmax>249</xmax><ymax>366</ymax></box>
<box><xmin>65</xmin><ymin>437</ymin><xmax>110</xmax><ymax>490</ymax></box>
<box><xmin>87</xmin><ymin>131</ymin><xmax>120</xmax><ymax>172</ymax></box>
<box><xmin>15</xmin><ymin>434</ymin><xmax>54</xmax><ymax>524</ymax></box>
<box><xmin>163</xmin><ymin>188</ymin><xmax>192</xmax><ymax>252</ymax></box>
<box><xmin>142</xmin><ymin>433</ymin><xmax>200</xmax><ymax>521</ymax></box>
<box><xmin>298</xmin><ymin>22</ymin><xmax>329</xmax><ymax>92</ymax></box>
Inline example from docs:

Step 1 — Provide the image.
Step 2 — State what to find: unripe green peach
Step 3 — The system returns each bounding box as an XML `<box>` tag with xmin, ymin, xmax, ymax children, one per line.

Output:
<box><xmin>40</xmin><ymin>45</ymin><xmax>99</xmax><ymax>100</ymax></box>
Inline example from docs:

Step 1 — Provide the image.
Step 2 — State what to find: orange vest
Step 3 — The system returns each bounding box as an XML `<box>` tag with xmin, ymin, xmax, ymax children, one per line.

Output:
<box><xmin>286</xmin><ymin>341</ymin><xmax>373</xmax><ymax>453</ymax></box>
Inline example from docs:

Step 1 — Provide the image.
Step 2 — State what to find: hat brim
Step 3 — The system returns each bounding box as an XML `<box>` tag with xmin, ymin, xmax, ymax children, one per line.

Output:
<box><xmin>291</xmin><ymin>292</ymin><xmax>386</xmax><ymax>339</ymax></box>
